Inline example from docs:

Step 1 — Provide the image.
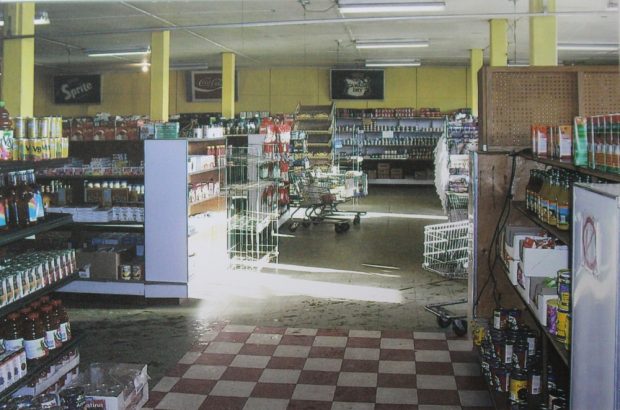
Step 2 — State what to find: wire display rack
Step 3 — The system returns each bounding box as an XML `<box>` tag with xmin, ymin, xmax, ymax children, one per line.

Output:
<box><xmin>422</xmin><ymin>219</ymin><xmax>470</xmax><ymax>279</ymax></box>
<box><xmin>226</xmin><ymin>147</ymin><xmax>279</xmax><ymax>269</ymax></box>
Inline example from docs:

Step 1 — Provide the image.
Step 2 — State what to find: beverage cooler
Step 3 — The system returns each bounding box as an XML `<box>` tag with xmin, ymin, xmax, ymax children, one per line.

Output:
<box><xmin>571</xmin><ymin>183</ymin><xmax>620</xmax><ymax>410</ymax></box>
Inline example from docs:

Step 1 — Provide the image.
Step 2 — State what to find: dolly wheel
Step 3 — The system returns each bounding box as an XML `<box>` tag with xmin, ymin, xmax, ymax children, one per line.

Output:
<box><xmin>342</xmin><ymin>222</ymin><xmax>350</xmax><ymax>232</ymax></box>
<box><xmin>353</xmin><ymin>215</ymin><xmax>361</xmax><ymax>225</ymax></box>
<box><xmin>302</xmin><ymin>221</ymin><xmax>311</xmax><ymax>228</ymax></box>
<box><xmin>289</xmin><ymin>222</ymin><xmax>299</xmax><ymax>232</ymax></box>
<box><xmin>437</xmin><ymin>316</ymin><xmax>452</xmax><ymax>328</ymax></box>
<box><xmin>335</xmin><ymin>223</ymin><xmax>348</xmax><ymax>234</ymax></box>
<box><xmin>452</xmin><ymin>319</ymin><xmax>468</xmax><ymax>337</ymax></box>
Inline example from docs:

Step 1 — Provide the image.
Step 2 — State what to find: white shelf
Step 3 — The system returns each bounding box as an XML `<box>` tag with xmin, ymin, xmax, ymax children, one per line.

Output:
<box><xmin>368</xmin><ymin>179</ymin><xmax>434</xmax><ymax>186</ymax></box>
<box><xmin>59</xmin><ymin>280</ymin><xmax>145</xmax><ymax>295</ymax></box>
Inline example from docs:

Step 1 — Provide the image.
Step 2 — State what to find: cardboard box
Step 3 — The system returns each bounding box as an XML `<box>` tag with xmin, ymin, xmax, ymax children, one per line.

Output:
<box><xmin>378</xmin><ymin>170</ymin><xmax>390</xmax><ymax>179</ymax></box>
<box><xmin>390</xmin><ymin>168</ymin><xmax>403</xmax><ymax>179</ymax></box>
<box><xmin>519</xmin><ymin>246</ymin><xmax>569</xmax><ymax>277</ymax></box>
<box><xmin>76</xmin><ymin>248</ymin><xmax>131</xmax><ymax>280</ymax></box>
<box><xmin>366</xmin><ymin>170</ymin><xmax>377</xmax><ymax>180</ymax></box>
<box><xmin>377</xmin><ymin>163</ymin><xmax>390</xmax><ymax>171</ymax></box>
<box><xmin>503</xmin><ymin>226</ymin><xmax>546</xmax><ymax>262</ymax></box>
<box><xmin>505</xmin><ymin>259</ymin><xmax>519</xmax><ymax>286</ymax></box>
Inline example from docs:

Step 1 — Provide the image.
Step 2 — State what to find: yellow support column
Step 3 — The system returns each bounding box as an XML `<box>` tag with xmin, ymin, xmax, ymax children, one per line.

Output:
<box><xmin>468</xmin><ymin>49</ymin><xmax>484</xmax><ymax>117</ymax></box>
<box><xmin>1</xmin><ymin>3</ymin><xmax>35</xmax><ymax>117</ymax></box>
<box><xmin>221</xmin><ymin>52</ymin><xmax>235</xmax><ymax>118</ymax></box>
<box><xmin>149</xmin><ymin>31</ymin><xmax>170</xmax><ymax>121</ymax></box>
<box><xmin>489</xmin><ymin>19</ymin><xmax>508</xmax><ymax>67</ymax></box>
<box><xmin>530</xmin><ymin>0</ymin><xmax>557</xmax><ymax>66</ymax></box>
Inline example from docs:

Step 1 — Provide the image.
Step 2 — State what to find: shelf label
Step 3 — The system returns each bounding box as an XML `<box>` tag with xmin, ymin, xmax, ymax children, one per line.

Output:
<box><xmin>382</xmin><ymin>131</ymin><xmax>394</xmax><ymax>139</ymax></box>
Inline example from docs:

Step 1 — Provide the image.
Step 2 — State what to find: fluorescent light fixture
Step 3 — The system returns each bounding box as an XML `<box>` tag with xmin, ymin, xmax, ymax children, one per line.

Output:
<box><xmin>170</xmin><ymin>63</ymin><xmax>210</xmax><ymax>70</ymax></box>
<box><xmin>0</xmin><ymin>12</ymin><xmax>50</xmax><ymax>27</ymax></box>
<box><xmin>365</xmin><ymin>59</ymin><xmax>421</xmax><ymax>67</ymax></box>
<box><xmin>356</xmin><ymin>39</ymin><xmax>429</xmax><ymax>49</ymax></box>
<box><xmin>338</xmin><ymin>1</ymin><xmax>446</xmax><ymax>13</ymax></box>
<box><xmin>557</xmin><ymin>43</ymin><xmax>619</xmax><ymax>51</ymax></box>
<box><xmin>87</xmin><ymin>47</ymin><xmax>151</xmax><ymax>57</ymax></box>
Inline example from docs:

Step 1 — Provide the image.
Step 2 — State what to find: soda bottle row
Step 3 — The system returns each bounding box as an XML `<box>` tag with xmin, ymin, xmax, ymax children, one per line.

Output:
<box><xmin>1</xmin><ymin>296</ymin><xmax>72</xmax><ymax>363</ymax></box>
<box><xmin>0</xmin><ymin>170</ymin><xmax>46</xmax><ymax>230</ymax></box>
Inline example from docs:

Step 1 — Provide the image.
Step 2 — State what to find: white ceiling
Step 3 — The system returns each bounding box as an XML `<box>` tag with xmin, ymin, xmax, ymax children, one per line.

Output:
<box><xmin>3</xmin><ymin>0</ymin><xmax>619</xmax><ymax>72</ymax></box>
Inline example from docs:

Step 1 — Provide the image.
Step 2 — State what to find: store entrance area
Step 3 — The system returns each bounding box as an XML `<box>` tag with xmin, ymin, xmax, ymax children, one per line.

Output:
<box><xmin>69</xmin><ymin>186</ymin><xmax>468</xmax><ymax>382</ymax></box>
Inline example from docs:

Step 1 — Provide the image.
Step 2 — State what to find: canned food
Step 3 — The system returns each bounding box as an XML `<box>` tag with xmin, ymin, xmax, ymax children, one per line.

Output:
<box><xmin>14</xmin><ymin>117</ymin><xmax>25</xmax><ymax>139</ymax></box>
<box><xmin>493</xmin><ymin>308</ymin><xmax>507</xmax><ymax>330</ymax></box>
<box><xmin>38</xmin><ymin>117</ymin><xmax>50</xmax><ymax>139</ymax></box>
<box><xmin>507</xmin><ymin>308</ymin><xmax>521</xmax><ymax>330</ymax></box>
<box><xmin>556</xmin><ymin>306</ymin><xmax>569</xmax><ymax>342</ymax></box>
<box><xmin>526</xmin><ymin>330</ymin><xmax>538</xmax><ymax>357</ymax></box>
<box><xmin>565</xmin><ymin>314</ymin><xmax>571</xmax><ymax>350</ymax></box>
<box><xmin>119</xmin><ymin>265</ymin><xmax>131</xmax><ymax>280</ymax></box>
<box><xmin>27</xmin><ymin>118</ymin><xmax>38</xmax><ymax>139</ymax></box>
<box><xmin>131</xmin><ymin>265</ymin><xmax>142</xmax><ymax>280</ymax></box>
<box><xmin>509</xmin><ymin>369</ymin><xmax>528</xmax><ymax>403</ymax></box>
<box><xmin>557</xmin><ymin>269</ymin><xmax>571</xmax><ymax>306</ymax></box>
<box><xmin>547</xmin><ymin>299</ymin><xmax>559</xmax><ymax>335</ymax></box>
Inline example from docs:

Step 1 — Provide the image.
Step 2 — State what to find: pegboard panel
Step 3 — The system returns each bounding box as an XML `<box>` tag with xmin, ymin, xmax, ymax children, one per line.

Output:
<box><xmin>482</xmin><ymin>70</ymin><xmax>578</xmax><ymax>149</ymax></box>
<box><xmin>579</xmin><ymin>72</ymin><xmax>620</xmax><ymax>116</ymax></box>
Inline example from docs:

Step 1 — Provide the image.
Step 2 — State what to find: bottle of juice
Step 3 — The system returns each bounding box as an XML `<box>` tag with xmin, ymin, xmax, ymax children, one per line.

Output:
<box><xmin>525</xmin><ymin>170</ymin><xmax>536</xmax><ymax>211</ymax></box>
<box><xmin>537</xmin><ymin>171</ymin><xmax>550</xmax><ymax>222</ymax></box>
<box><xmin>27</xmin><ymin>170</ymin><xmax>45</xmax><ymax>221</ymax></box>
<box><xmin>22</xmin><ymin>312</ymin><xmax>48</xmax><ymax>362</ymax></box>
<box><xmin>547</xmin><ymin>174</ymin><xmax>560</xmax><ymax>226</ymax></box>
<box><xmin>5</xmin><ymin>173</ymin><xmax>20</xmax><ymax>228</ymax></box>
<box><xmin>0</xmin><ymin>174</ymin><xmax>8</xmax><ymax>231</ymax></box>
<box><xmin>16</xmin><ymin>171</ymin><xmax>33</xmax><ymax>227</ymax></box>
<box><xmin>556</xmin><ymin>177</ymin><xmax>570</xmax><ymax>231</ymax></box>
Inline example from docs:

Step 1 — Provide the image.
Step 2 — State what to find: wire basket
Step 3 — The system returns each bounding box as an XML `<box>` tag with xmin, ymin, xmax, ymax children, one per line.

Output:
<box><xmin>446</xmin><ymin>192</ymin><xmax>469</xmax><ymax>222</ymax></box>
<box><xmin>422</xmin><ymin>220</ymin><xmax>470</xmax><ymax>279</ymax></box>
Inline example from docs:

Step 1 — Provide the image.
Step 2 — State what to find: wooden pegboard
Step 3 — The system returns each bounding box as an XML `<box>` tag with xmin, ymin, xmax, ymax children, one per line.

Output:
<box><xmin>579</xmin><ymin>72</ymin><xmax>620</xmax><ymax>116</ymax></box>
<box><xmin>479</xmin><ymin>66</ymin><xmax>620</xmax><ymax>150</ymax></box>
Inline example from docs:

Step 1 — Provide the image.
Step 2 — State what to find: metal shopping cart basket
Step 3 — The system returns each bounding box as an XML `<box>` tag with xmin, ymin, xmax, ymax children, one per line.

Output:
<box><xmin>422</xmin><ymin>219</ymin><xmax>470</xmax><ymax>336</ymax></box>
<box><xmin>287</xmin><ymin>170</ymin><xmax>367</xmax><ymax>234</ymax></box>
<box><xmin>446</xmin><ymin>192</ymin><xmax>469</xmax><ymax>222</ymax></box>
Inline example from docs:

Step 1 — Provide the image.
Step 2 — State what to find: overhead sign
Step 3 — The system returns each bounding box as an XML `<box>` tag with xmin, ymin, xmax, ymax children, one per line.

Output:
<box><xmin>187</xmin><ymin>70</ymin><xmax>238</xmax><ymax>102</ymax></box>
<box><xmin>330</xmin><ymin>69</ymin><xmax>384</xmax><ymax>100</ymax></box>
<box><xmin>53</xmin><ymin>75</ymin><xmax>101</xmax><ymax>104</ymax></box>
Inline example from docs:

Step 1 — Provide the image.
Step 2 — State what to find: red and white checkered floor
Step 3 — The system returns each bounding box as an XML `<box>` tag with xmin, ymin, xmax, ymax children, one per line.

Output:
<box><xmin>144</xmin><ymin>325</ymin><xmax>492</xmax><ymax>410</ymax></box>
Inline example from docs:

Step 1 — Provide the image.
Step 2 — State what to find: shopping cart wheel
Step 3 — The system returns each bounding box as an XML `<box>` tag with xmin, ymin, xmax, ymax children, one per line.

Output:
<box><xmin>452</xmin><ymin>319</ymin><xmax>468</xmax><ymax>337</ymax></box>
<box><xmin>335</xmin><ymin>223</ymin><xmax>349</xmax><ymax>234</ymax></box>
<box><xmin>437</xmin><ymin>316</ymin><xmax>452</xmax><ymax>328</ymax></box>
<box><xmin>302</xmin><ymin>221</ymin><xmax>311</xmax><ymax>228</ymax></box>
<box><xmin>353</xmin><ymin>215</ymin><xmax>361</xmax><ymax>225</ymax></box>
<box><xmin>288</xmin><ymin>222</ymin><xmax>299</xmax><ymax>232</ymax></box>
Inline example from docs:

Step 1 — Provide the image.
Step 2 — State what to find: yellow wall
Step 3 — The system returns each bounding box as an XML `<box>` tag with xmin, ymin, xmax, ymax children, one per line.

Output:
<box><xmin>35</xmin><ymin>66</ymin><xmax>469</xmax><ymax>117</ymax></box>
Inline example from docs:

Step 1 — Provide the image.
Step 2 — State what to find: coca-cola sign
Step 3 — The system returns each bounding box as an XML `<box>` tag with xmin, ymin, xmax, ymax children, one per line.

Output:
<box><xmin>187</xmin><ymin>71</ymin><xmax>237</xmax><ymax>102</ymax></box>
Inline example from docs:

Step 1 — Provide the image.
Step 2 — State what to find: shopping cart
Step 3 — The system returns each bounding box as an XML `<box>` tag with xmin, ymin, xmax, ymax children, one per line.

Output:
<box><xmin>422</xmin><ymin>219</ymin><xmax>470</xmax><ymax>336</ymax></box>
<box><xmin>446</xmin><ymin>192</ymin><xmax>469</xmax><ymax>222</ymax></box>
<box><xmin>287</xmin><ymin>170</ymin><xmax>367</xmax><ymax>234</ymax></box>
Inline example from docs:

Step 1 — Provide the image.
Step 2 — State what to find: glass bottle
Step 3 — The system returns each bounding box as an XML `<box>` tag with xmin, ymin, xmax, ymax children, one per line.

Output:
<box><xmin>5</xmin><ymin>172</ymin><xmax>20</xmax><ymax>228</ymax></box>
<box><xmin>547</xmin><ymin>174</ymin><xmax>560</xmax><ymax>226</ymax></box>
<box><xmin>51</xmin><ymin>299</ymin><xmax>71</xmax><ymax>342</ymax></box>
<box><xmin>22</xmin><ymin>312</ymin><xmax>48</xmax><ymax>362</ymax></box>
<box><xmin>40</xmin><ymin>305</ymin><xmax>60</xmax><ymax>351</ymax></box>
<box><xmin>3</xmin><ymin>312</ymin><xmax>23</xmax><ymax>351</ymax></box>
<box><xmin>27</xmin><ymin>170</ymin><xmax>45</xmax><ymax>221</ymax></box>
<box><xmin>556</xmin><ymin>177</ymin><xmax>570</xmax><ymax>231</ymax></box>
<box><xmin>525</xmin><ymin>170</ymin><xmax>536</xmax><ymax>212</ymax></box>
<box><xmin>0</xmin><ymin>174</ymin><xmax>8</xmax><ymax>230</ymax></box>
<box><xmin>537</xmin><ymin>171</ymin><xmax>550</xmax><ymax>222</ymax></box>
<box><xmin>16</xmin><ymin>171</ymin><xmax>34</xmax><ymax>227</ymax></box>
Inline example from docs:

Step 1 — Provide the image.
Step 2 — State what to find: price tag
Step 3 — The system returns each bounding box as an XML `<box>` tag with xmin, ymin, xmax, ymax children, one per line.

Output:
<box><xmin>382</xmin><ymin>131</ymin><xmax>394</xmax><ymax>139</ymax></box>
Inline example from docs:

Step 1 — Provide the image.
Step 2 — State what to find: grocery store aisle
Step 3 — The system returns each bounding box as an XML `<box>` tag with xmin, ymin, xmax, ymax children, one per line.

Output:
<box><xmin>69</xmin><ymin>187</ymin><xmax>468</xmax><ymax>388</ymax></box>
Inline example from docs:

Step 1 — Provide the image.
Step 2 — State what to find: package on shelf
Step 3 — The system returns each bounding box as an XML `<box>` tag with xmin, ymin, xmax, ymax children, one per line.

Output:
<box><xmin>148</xmin><ymin>122</ymin><xmax>179</xmax><ymax>139</ymax></box>
<box><xmin>188</xmin><ymin>155</ymin><xmax>216</xmax><ymax>173</ymax></box>
<box><xmin>76</xmin><ymin>247</ymin><xmax>133</xmax><ymax>280</ymax></box>
<box><xmin>62</xmin><ymin>363</ymin><xmax>148</xmax><ymax>410</ymax></box>
<box><xmin>14</xmin><ymin>349</ymin><xmax>80</xmax><ymax>397</ymax></box>
<box><xmin>111</xmin><ymin>206</ymin><xmax>144</xmax><ymax>223</ymax></box>
<box><xmin>114</xmin><ymin>116</ymin><xmax>145</xmax><ymax>141</ymax></box>
<box><xmin>189</xmin><ymin>181</ymin><xmax>220</xmax><ymax>203</ymax></box>
<box><xmin>70</xmin><ymin>117</ymin><xmax>95</xmax><ymax>141</ymax></box>
<box><xmin>0</xmin><ymin>348</ymin><xmax>27</xmax><ymax>394</ymax></box>
<box><xmin>502</xmin><ymin>226</ymin><xmax>548</xmax><ymax>263</ymax></box>
<box><xmin>517</xmin><ymin>238</ymin><xmax>569</xmax><ymax>280</ymax></box>
<box><xmin>529</xmin><ymin>278</ymin><xmax>558</xmax><ymax>326</ymax></box>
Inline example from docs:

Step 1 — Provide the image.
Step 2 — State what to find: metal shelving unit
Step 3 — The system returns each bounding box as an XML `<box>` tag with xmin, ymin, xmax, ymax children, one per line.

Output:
<box><xmin>0</xmin><ymin>213</ymin><xmax>74</xmax><ymax>247</ymax></box>
<box><xmin>519</xmin><ymin>151</ymin><xmax>620</xmax><ymax>183</ymax></box>
<box><xmin>0</xmin><ymin>159</ymin><xmax>70</xmax><ymax>173</ymax></box>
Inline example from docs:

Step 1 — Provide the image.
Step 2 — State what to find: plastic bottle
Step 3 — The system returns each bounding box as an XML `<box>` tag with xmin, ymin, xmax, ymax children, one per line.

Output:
<box><xmin>3</xmin><ymin>313</ymin><xmax>23</xmax><ymax>351</ymax></box>
<box><xmin>51</xmin><ymin>299</ymin><xmax>71</xmax><ymax>342</ymax></box>
<box><xmin>0</xmin><ymin>174</ymin><xmax>8</xmax><ymax>230</ymax></box>
<box><xmin>22</xmin><ymin>312</ymin><xmax>48</xmax><ymax>361</ymax></box>
<box><xmin>40</xmin><ymin>305</ymin><xmax>60</xmax><ymax>351</ymax></box>
<box><xmin>0</xmin><ymin>101</ymin><xmax>11</xmax><ymax>130</ymax></box>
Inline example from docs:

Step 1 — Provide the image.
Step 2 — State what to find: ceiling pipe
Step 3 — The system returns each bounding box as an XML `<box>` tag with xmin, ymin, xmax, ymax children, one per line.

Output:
<box><xmin>49</xmin><ymin>10</ymin><xmax>617</xmax><ymax>37</ymax></box>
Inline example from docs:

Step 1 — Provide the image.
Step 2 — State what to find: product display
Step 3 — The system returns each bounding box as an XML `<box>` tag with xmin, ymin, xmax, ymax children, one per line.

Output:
<box><xmin>573</xmin><ymin>113</ymin><xmax>620</xmax><ymax>173</ymax></box>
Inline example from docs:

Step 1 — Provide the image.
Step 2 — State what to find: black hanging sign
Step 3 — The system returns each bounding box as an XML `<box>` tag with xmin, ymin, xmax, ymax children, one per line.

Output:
<box><xmin>53</xmin><ymin>75</ymin><xmax>101</xmax><ymax>104</ymax></box>
<box><xmin>330</xmin><ymin>69</ymin><xmax>384</xmax><ymax>100</ymax></box>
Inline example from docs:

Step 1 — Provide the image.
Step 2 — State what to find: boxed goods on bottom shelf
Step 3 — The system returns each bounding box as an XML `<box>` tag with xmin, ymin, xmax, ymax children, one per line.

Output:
<box><xmin>13</xmin><ymin>347</ymin><xmax>80</xmax><ymax>397</ymax></box>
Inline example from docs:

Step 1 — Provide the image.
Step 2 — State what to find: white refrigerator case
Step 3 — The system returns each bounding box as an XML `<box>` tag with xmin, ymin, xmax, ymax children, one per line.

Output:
<box><xmin>571</xmin><ymin>183</ymin><xmax>620</xmax><ymax>410</ymax></box>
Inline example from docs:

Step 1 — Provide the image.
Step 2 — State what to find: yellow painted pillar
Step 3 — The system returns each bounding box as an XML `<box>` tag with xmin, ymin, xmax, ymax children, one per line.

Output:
<box><xmin>489</xmin><ymin>19</ymin><xmax>508</xmax><ymax>67</ymax></box>
<box><xmin>221</xmin><ymin>52</ymin><xmax>235</xmax><ymax>118</ymax></box>
<box><xmin>468</xmin><ymin>49</ymin><xmax>484</xmax><ymax>117</ymax></box>
<box><xmin>530</xmin><ymin>0</ymin><xmax>557</xmax><ymax>66</ymax></box>
<box><xmin>149</xmin><ymin>31</ymin><xmax>170</xmax><ymax>121</ymax></box>
<box><xmin>1</xmin><ymin>3</ymin><xmax>35</xmax><ymax>117</ymax></box>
